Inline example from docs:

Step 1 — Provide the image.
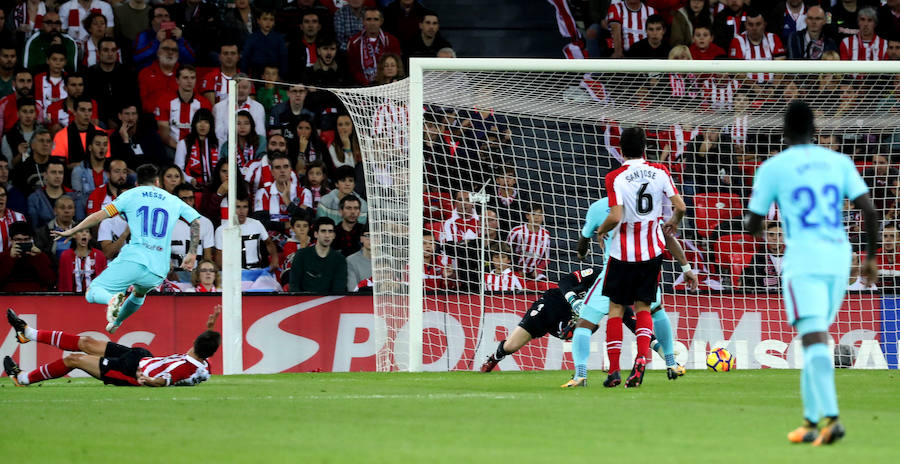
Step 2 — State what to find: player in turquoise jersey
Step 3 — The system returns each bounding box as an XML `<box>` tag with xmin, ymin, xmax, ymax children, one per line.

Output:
<box><xmin>54</xmin><ymin>164</ymin><xmax>203</xmax><ymax>334</ymax></box>
<box><xmin>746</xmin><ymin>101</ymin><xmax>878</xmax><ymax>446</ymax></box>
<box><xmin>563</xmin><ymin>197</ymin><xmax>698</xmax><ymax>387</ymax></box>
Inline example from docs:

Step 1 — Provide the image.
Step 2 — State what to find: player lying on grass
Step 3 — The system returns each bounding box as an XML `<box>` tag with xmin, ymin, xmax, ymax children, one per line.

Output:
<box><xmin>3</xmin><ymin>307</ymin><xmax>221</xmax><ymax>387</ymax></box>
<box><xmin>567</xmin><ymin>196</ymin><xmax>699</xmax><ymax>388</ymax></box>
<box><xmin>479</xmin><ymin>268</ymin><xmax>674</xmax><ymax>373</ymax></box>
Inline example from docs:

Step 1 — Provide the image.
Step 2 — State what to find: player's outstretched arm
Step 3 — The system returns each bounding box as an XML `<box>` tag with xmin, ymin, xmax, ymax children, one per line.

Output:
<box><xmin>182</xmin><ymin>218</ymin><xmax>202</xmax><ymax>271</ymax></box>
<box><xmin>207</xmin><ymin>304</ymin><xmax>222</xmax><ymax>330</ymax></box>
<box><xmin>137</xmin><ymin>373</ymin><xmax>167</xmax><ymax>387</ymax></box>
<box><xmin>52</xmin><ymin>209</ymin><xmax>111</xmax><ymax>239</ymax></box>
<box><xmin>663</xmin><ymin>194</ymin><xmax>687</xmax><ymax>236</ymax></box>
<box><xmin>853</xmin><ymin>192</ymin><xmax>880</xmax><ymax>286</ymax></box>
<box><xmin>664</xmin><ymin>234</ymin><xmax>699</xmax><ymax>291</ymax></box>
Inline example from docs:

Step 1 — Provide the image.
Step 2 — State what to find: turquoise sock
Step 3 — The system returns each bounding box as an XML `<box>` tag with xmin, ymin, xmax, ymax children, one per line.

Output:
<box><xmin>85</xmin><ymin>285</ymin><xmax>113</xmax><ymax>305</ymax></box>
<box><xmin>806</xmin><ymin>343</ymin><xmax>839</xmax><ymax>418</ymax></box>
<box><xmin>800</xmin><ymin>360</ymin><xmax>821</xmax><ymax>423</ymax></box>
<box><xmin>573</xmin><ymin>327</ymin><xmax>591</xmax><ymax>379</ymax></box>
<box><xmin>652</xmin><ymin>310</ymin><xmax>676</xmax><ymax>366</ymax></box>
<box><xmin>114</xmin><ymin>293</ymin><xmax>146</xmax><ymax>325</ymax></box>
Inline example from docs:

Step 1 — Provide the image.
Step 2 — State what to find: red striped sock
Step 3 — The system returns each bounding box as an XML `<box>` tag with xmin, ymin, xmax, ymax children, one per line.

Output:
<box><xmin>636</xmin><ymin>311</ymin><xmax>653</xmax><ymax>358</ymax></box>
<box><xmin>27</xmin><ymin>359</ymin><xmax>73</xmax><ymax>384</ymax></box>
<box><xmin>36</xmin><ymin>330</ymin><xmax>81</xmax><ymax>351</ymax></box>
<box><xmin>606</xmin><ymin>317</ymin><xmax>623</xmax><ymax>374</ymax></box>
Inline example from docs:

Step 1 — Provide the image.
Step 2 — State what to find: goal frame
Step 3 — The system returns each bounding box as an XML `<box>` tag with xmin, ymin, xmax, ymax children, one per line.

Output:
<box><xmin>405</xmin><ymin>58</ymin><xmax>900</xmax><ymax>373</ymax></box>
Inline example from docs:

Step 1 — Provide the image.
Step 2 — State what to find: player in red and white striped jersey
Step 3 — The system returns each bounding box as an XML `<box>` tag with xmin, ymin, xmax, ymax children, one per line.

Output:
<box><xmin>596</xmin><ymin>127</ymin><xmax>687</xmax><ymax>388</ymax></box>
<box><xmin>154</xmin><ymin>66</ymin><xmax>211</xmax><ymax>150</ymax></box>
<box><xmin>33</xmin><ymin>47</ymin><xmax>68</xmax><ymax>123</ymax></box>
<box><xmin>484</xmin><ymin>243</ymin><xmax>525</xmax><ymax>292</ymax></box>
<box><xmin>839</xmin><ymin>8</ymin><xmax>887</xmax><ymax>61</ymax></box>
<box><xmin>4</xmin><ymin>307</ymin><xmax>220</xmax><ymax>387</ymax></box>
<box><xmin>607</xmin><ymin>0</ymin><xmax>656</xmax><ymax>57</ymax></box>
<box><xmin>507</xmin><ymin>204</ymin><xmax>551</xmax><ymax>279</ymax></box>
<box><xmin>729</xmin><ymin>10</ymin><xmax>786</xmax><ymax>83</ymax></box>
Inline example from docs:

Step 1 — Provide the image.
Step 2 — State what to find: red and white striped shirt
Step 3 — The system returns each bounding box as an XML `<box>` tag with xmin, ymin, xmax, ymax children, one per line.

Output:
<box><xmin>0</xmin><ymin>209</ymin><xmax>26</xmax><ymax>252</ymax></box>
<box><xmin>722</xmin><ymin>11</ymin><xmax>748</xmax><ymax>38</ymax></box>
<box><xmin>138</xmin><ymin>353</ymin><xmax>210</xmax><ymax>386</ymax></box>
<box><xmin>440</xmin><ymin>210</ymin><xmax>479</xmax><ymax>243</ymax></box>
<box><xmin>840</xmin><ymin>35</ymin><xmax>888</xmax><ymax>61</ymax></box>
<box><xmin>605</xmin><ymin>158</ymin><xmax>678</xmax><ymax>262</ymax></box>
<box><xmin>45</xmin><ymin>98</ymin><xmax>99</xmax><ymax>128</ymax></box>
<box><xmin>154</xmin><ymin>93</ymin><xmax>211</xmax><ymax>142</ymax></box>
<box><xmin>253</xmin><ymin>180</ymin><xmax>313</xmax><ymax>221</ymax></box>
<box><xmin>507</xmin><ymin>224</ymin><xmax>551</xmax><ymax>275</ymax></box>
<box><xmin>729</xmin><ymin>32</ymin><xmax>785</xmax><ymax>82</ymax></box>
<box><xmin>702</xmin><ymin>76</ymin><xmax>740</xmax><ymax>111</ymax></box>
<box><xmin>484</xmin><ymin>267</ymin><xmax>524</xmax><ymax>292</ymax></box>
<box><xmin>607</xmin><ymin>0</ymin><xmax>656</xmax><ymax>51</ymax></box>
<box><xmin>372</xmin><ymin>102</ymin><xmax>408</xmax><ymax>150</ymax></box>
<box><xmin>424</xmin><ymin>254</ymin><xmax>453</xmax><ymax>289</ymax></box>
<box><xmin>660</xmin><ymin>123</ymin><xmax>700</xmax><ymax>161</ymax></box>
<box><xmin>200</xmin><ymin>69</ymin><xmax>237</xmax><ymax>104</ymax></box>
<box><xmin>34</xmin><ymin>73</ymin><xmax>66</xmax><ymax>122</ymax></box>
<box><xmin>729</xmin><ymin>115</ymin><xmax>749</xmax><ymax>146</ymax></box>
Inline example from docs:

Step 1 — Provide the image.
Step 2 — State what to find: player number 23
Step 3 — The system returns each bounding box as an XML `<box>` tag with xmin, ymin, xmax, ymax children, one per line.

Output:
<box><xmin>792</xmin><ymin>184</ymin><xmax>841</xmax><ymax>228</ymax></box>
<box><xmin>136</xmin><ymin>205</ymin><xmax>169</xmax><ymax>238</ymax></box>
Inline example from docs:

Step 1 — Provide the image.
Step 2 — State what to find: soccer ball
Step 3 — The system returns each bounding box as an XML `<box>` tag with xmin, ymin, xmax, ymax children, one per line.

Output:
<box><xmin>706</xmin><ymin>348</ymin><xmax>736</xmax><ymax>372</ymax></box>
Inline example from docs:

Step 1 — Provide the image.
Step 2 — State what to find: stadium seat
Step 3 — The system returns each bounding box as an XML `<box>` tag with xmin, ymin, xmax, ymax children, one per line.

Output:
<box><xmin>713</xmin><ymin>234</ymin><xmax>759</xmax><ymax>287</ymax></box>
<box><xmin>693</xmin><ymin>193</ymin><xmax>743</xmax><ymax>238</ymax></box>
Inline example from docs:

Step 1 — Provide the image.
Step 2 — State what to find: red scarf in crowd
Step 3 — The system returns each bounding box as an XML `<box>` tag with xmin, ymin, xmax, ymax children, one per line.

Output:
<box><xmin>186</xmin><ymin>139</ymin><xmax>219</xmax><ymax>184</ymax></box>
<box><xmin>360</xmin><ymin>31</ymin><xmax>386</xmax><ymax>83</ymax></box>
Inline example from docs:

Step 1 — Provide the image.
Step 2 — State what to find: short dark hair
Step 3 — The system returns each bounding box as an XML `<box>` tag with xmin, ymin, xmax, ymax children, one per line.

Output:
<box><xmin>316</xmin><ymin>35</ymin><xmax>337</xmax><ymax>48</ymax></box>
<box><xmin>82</xmin><ymin>11</ymin><xmax>106</xmax><ymax>31</ymax></box>
<box><xmin>47</xmin><ymin>44</ymin><xmax>67</xmax><ymax>60</ymax></box>
<box><xmin>104</xmin><ymin>157</ymin><xmax>126</xmax><ymax>172</ymax></box>
<box><xmin>745</xmin><ymin>6</ymin><xmax>764</xmax><ymax>19</ymax></box>
<box><xmin>220</xmin><ymin>41</ymin><xmax>239</xmax><ymax>52</ymax></box>
<box><xmin>339</xmin><ymin>194</ymin><xmax>361</xmax><ymax>210</ymax></box>
<box><xmin>620</xmin><ymin>127</ymin><xmax>646</xmax><ymax>159</ymax></box>
<box><xmin>173</xmin><ymin>182</ymin><xmax>195</xmax><ymax>196</ymax></box>
<box><xmin>335</xmin><ymin>165</ymin><xmax>355</xmax><ymax>182</ymax></box>
<box><xmin>97</xmin><ymin>36</ymin><xmax>117</xmax><ymax>50</ymax></box>
<box><xmin>290</xmin><ymin>211</ymin><xmax>310</xmax><ymax>226</ymax></box>
<box><xmin>86</xmin><ymin>130</ymin><xmax>108</xmax><ymax>147</ymax></box>
<box><xmin>783</xmin><ymin>100</ymin><xmax>815</xmax><ymax>140</ymax></box>
<box><xmin>8</xmin><ymin>221</ymin><xmax>32</xmax><ymax>238</ymax></box>
<box><xmin>314</xmin><ymin>216</ymin><xmax>335</xmax><ymax>232</ymax></box>
<box><xmin>46</xmin><ymin>157</ymin><xmax>66</xmax><ymax>172</ymax></box>
<box><xmin>646</xmin><ymin>14</ymin><xmax>665</xmax><ymax>28</ymax></box>
<box><xmin>136</xmin><ymin>164</ymin><xmax>159</xmax><ymax>185</ymax></box>
<box><xmin>268</xmin><ymin>150</ymin><xmax>290</xmax><ymax>165</ymax></box>
<box><xmin>16</xmin><ymin>97</ymin><xmax>36</xmax><ymax>109</ymax></box>
<box><xmin>193</xmin><ymin>330</ymin><xmax>221</xmax><ymax>359</ymax></box>
<box><xmin>176</xmin><ymin>64</ymin><xmax>196</xmax><ymax>79</ymax></box>
<box><xmin>64</xmin><ymin>72</ymin><xmax>84</xmax><ymax>85</ymax></box>
<box><xmin>420</xmin><ymin>10</ymin><xmax>438</xmax><ymax>21</ymax></box>
<box><xmin>74</xmin><ymin>95</ymin><xmax>93</xmax><ymax>109</ymax></box>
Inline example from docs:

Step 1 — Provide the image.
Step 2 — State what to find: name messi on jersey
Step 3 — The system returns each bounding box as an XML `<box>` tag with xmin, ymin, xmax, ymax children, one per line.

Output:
<box><xmin>142</xmin><ymin>191</ymin><xmax>167</xmax><ymax>200</ymax></box>
<box><xmin>625</xmin><ymin>169</ymin><xmax>657</xmax><ymax>182</ymax></box>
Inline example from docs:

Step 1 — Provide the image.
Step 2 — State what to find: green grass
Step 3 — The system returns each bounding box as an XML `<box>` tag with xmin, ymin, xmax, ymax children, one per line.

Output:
<box><xmin>1</xmin><ymin>370</ymin><xmax>897</xmax><ymax>463</ymax></box>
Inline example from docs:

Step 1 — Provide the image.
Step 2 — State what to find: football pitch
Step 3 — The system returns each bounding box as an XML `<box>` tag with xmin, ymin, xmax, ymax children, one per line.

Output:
<box><xmin>0</xmin><ymin>370</ymin><xmax>896</xmax><ymax>463</ymax></box>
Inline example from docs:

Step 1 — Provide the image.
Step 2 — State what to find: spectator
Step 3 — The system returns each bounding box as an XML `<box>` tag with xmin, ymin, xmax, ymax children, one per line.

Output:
<box><xmin>169</xmin><ymin>0</ymin><xmax>219</xmax><ymax>66</ymax></box>
<box><xmin>484</xmin><ymin>242</ymin><xmax>524</xmax><ymax>292</ymax></box>
<box><xmin>0</xmin><ymin>70</ymin><xmax>33</xmax><ymax>134</ymax></box>
<box><xmin>840</xmin><ymin>8</ymin><xmax>888</xmax><ymax>60</ymax></box>
<box><xmin>9</xmin><ymin>0</ymin><xmax>47</xmax><ymax>44</ymax></box>
<box><xmin>787</xmin><ymin>6</ymin><xmax>838</xmax><ymax>60</ymax></box>
<box><xmin>741</xmin><ymin>222</ymin><xmax>783</xmax><ymax>292</ymax></box>
<box><xmin>213</xmin><ymin>193</ymin><xmax>276</xmax><ymax>271</ymax></box>
<box><xmin>0</xmin><ymin>220</ymin><xmax>55</xmax><ymax>291</ymax></box>
<box><xmin>45</xmin><ymin>72</ymin><xmax>99</xmax><ymax>133</ymax></box>
<box><xmin>213</xmin><ymin>77</ymin><xmax>265</xmax><ymax>143</ymax></box>
<box><xmin>333</xmin><ymin>194</ymin><xmax>363</xmax><ymax>256</ymax></box>
<box><xmin>347</xmin><ymin>8</ymin><xmax>402</xmax><ymax>86</ymax></box>
<box><xmin>423</xmin><ymin>230</ymin><xmax>453</xmax><ymax>290</ymax></box>
<box><xmin>174</xmin><ymin>108</ymin><xmax>218</xmax><ymax>188</ymax></box>
<box><xmin>78</xmin><ymin>12</ymin><xmax>115</xmax><ymax>69</ymax></box>
<box><xmin>301</xmin><ymin>160</ymin><xmax>329</xmax><ymax>214</ymax></box>
<box><xmin>113</xmin><ymin>0</ymin><xmax>150</xmax><ymax>45</ymax></box>
<box><xmin>70</xmin><ymin>130</ymin><xmax>109</xmax><ymax>204</ymax></box>
<box><xmin>84</xmin><ymin>37</ymin><xmax>139</xmax><ymax>128</ymax></box>
<box><xmin>221</xmin><ymin>0</ymin><xmax>254</xmax><ymax>49</ymax></box>
<box><xmin>289</xmin><ymin>216</ymin><xmax>347</xmax><ymax>293</ymax></box>
<box><xmin>241</xmin><ymin>9</ymin><xmax>288</xmax><ymax>78</ymax></box>
<box><xmin>137</xmin><ymin>37</ymin><xmax>181</xmax><ymax>114</ymax></box>
<box><xmin>767</xmin><ymin>0</ymin><xmax>809</xmax><ymax>43</ymax></box>
<box><xmin>200</xmin><ymin>42</ymin><xmax>241</xmax><ymax>106</ymax></box>
<box><xmin>51</xmin><ymin>96</ymin><xmax>108</xmax><ymax>168</ymax></box>
<box><xmin>712</xmin><ymin>0</ymin><xmax>747</xmax><ymax>51</ymax></box>
<box><xmin>11</xmin><ymin>127</ymin><xmax>51</xmax><ymax>197</ymax></box>
<box><xmin>132</xmin><ymin>6</ymin><xmax>195</xmax><ymax>70</ymax></box>
<box><xmin>627</xmin><ymin>14</ymin><xmax>672</xmax><ymax>58</ymax></box>
<box><xmin>109</xmin><ymin>102</ymin><xmax>167</xmax><ymax>169</ymax></box>
<box><xmin>383</xmin><ymin>0</ymin><xmax>428</xmax><ymax>45</ymax></box>
<box><xmin>317</xmin><ymin>165</ymin><xmax>368</xmax><ymax>224</ymax></box>
<box><xmin>832</xmin><ymin>0</ymin><xmax>865</xmax><ymax>40</ymax></box>
<box><xmin>373</xmin><ymin>52</ymin><xmax>404</xmax><ymax>84</ymax></box>
<box><xmin>1</xmin><ymin>97</ymin><xmax>37</xmax><ymax>166</ymax></box>
<box><xmin>507</xmin><ymin>203</ymin><xmax>551</xmax><ymax>280</ymax></box>
<box><xmin>607</xmin><ymin>0</ymin><xmax>656</xmax><ymax>58</ymax></box>
<box><xmin>200</xmin><ymin>159</ymin><xmax>251</xmax><ymax>226</ymax></box>
<box><xmin>0</xmin><ymin>159</ymin><xmax>25</xmax><ymax>214</ymax></box>
<box><xmin>57</xmin><ymin>228</ymin><xmax>106</xmax><ymax>292</ymax></box>
<box><xmin>877</xmin><ymin>0</ymin><xmax>900</xmax><ymax>41</ymax></box>
<box><xmin>671</xmin><ymin>0</ymin><xmax>713</xmax><ymax>47</ymax></box>
<box><xmin>156</xmin><ymin>65</ymin><xmax>212</xmax><ymax>153</ymax></box>
<box><xmin>267</xmin><ymin>84</ymin><xmax>315</xmax><ymax>139</ymax></box>
<box><xmin>861</xmin><ymin>154</ymin><xmax>899</xmax><ymax>211</ymax></box>
<box><xmin>403</xmin><ymin>10</ymin><xmax>452</xmax><ymax>61</ymax></box>
<box><xmin>327</xmin><ymin>114</ymin><xmax>361</xmax><ymax>179</ymax></box>
<box><xmin>219</xmin><ymin>110</ymin><xmax>266</xmax><ymax>175</ymax></box>
<box><xmin>888</xmin><ymin>39</ymin><xmax>900</xmax><ymax>59</ymax></box>
<box><xmin>669</xmin><ymin>44</ymin><xmax>692</xmax><ymax>60</ymax></box>
<box><xmin>58</xmin><ymin>0</ymin><xmax>114</xmax><ymax>43</ymax></box>
<box><xmin>876</xmin><ymin>223</ymin><xmax>899</xmax><ymax>288</ymax></box>
<box><xmin>160</xmin><ymin>164</ymin><xmax>185</xmax><ymax>195</ymax></box>
<box><xmin>245</xmin><ymin>134</ymin><xmax>287</xmax><ymax>197</ymax></box>
<box><xmin>254</xmin><ymin>151</ymin><xmax>312</xmax><ymax>228</ymax></box>
<box><xmin>0</xmin><ymin>44</ymin><xmax>17</xmax><ymax>98</ymax></box>
<box><xmin>171</xmin><ymin>182</ymin><xmax>215</xmax><ymax>270</ymax></box>
<box><xmin>33</xmin><ymin>45</ymin><xmax>68</xmax><ymax>122</ymax></box>
<box><xmin>22</xmin><ymin>10</ymin><xmax>78</xmax><ymax>72</ymax></box>
<box><xmin>346</xmin><ymin>223</ymin><xmax>372</xmax><ymax>291</ymax></box>
<box><xmin>187</xmin><ymin>259</ymin><xmax>220</xmax><ymax>292</ymax></box>
<box><xmin>683</xmin><ymin>126</ymin><xmax>738</xmax><ymax>195</ymax></box>
<box><xmin>256</xmin><ymin>66</ymin><xmax>289</xmax><ymax>116</ymax></box>
<box><xmin>0</xmin><ymin>183</ymin><xmax>27</xmax><ymax>253</ymax></box>
<box><xmin>33</xmin><ymin>193</ymin><xmax>76</xmax><ymax>260</ymax></box>
<box><xmin>97</xmin><ymin>206</ymin><xmax>127</xmax><ymax>260</ymax></box>
<box><xmin>279</xmin><ymin>211</ymin><xmax>311</xmax><ymax>285</ymax></box>
<box><xmin>301</xmin><ymin>35</ymin><xmax>351</xmax><ymax>87</ymax></box>
<box><xmin>289</xmin><ymin>116</ymin><xmax>327</xmax><ymax>176</ymax></box>
<box><xmin>440</xmin><ymin>190</ymin><xmax>478</xmax><ymax>243</ymax></box>
<box><xmin>288</xmin><ymin>10</ymin><xmax>322</xmax><ymax>81</ymax></box>
<box><xmin>485</xmin><ymin>165</ymin><xmax>529</xmax><ymax>236</ymax></box>
<box><xmin>27</xmin><ymin>158</ymin><xmax>75</xmax><ymax>227</ymax></box>
<box><xmin>85</xmin><ymin>157</ymin><xmax>128</xmax><ymax>215</ymax></box>
<box><xmin>729</xmin><ymin>9</ymin><xmax>786</xmax><ymax>84</ymax></box>
<box><xmin>334</xmin><ymin>0</ymin><xmax>366</xmax><ymax>51</ymax></box>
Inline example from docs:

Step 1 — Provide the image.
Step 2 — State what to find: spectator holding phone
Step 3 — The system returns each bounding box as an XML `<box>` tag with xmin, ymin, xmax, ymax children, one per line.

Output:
<box><xmin>133</xmin><ymin>6</ymin><xmax>195</xmax><ymax>70</ymax></box>
<box><xmin>0</xmin><ymin>220</ymin><xmax>55</xmax><ymax>291</ymax></box>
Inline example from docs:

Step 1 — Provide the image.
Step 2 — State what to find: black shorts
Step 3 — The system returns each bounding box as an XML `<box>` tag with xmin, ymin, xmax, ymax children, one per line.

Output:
<box><xmin>99</xmin><ymin>343</ymin><xmax>153</xmax><ymax>386</ymax></box>
<box><xmin>518</xmin><ymin>294</ymin><xmax>574</xmax><ymax>339</ymax></box>
<box><xmin>602</xmin><ymin>256</ymin><xmax>663</xmax><ymax>306</ymax></box>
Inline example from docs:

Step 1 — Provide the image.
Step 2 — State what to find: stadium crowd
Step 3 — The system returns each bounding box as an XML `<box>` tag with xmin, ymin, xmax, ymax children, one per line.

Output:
<box><xmin>0</xmin><ymin>0</ymin><xmax>898</xmax><ymax>295</ymax></box>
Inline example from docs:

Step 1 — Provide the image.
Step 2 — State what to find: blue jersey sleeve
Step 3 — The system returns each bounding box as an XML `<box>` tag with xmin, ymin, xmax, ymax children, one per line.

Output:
<box><xmin>107</xmin><ymin>188</ymin><xmax>135</xmax><ymax>218</ymax></box>
<box><xmin>581</xmin><ymin>198</ymin><xmax>610</xmax><ymax>238</ymax></box>
<box><xmin>843</xmin><ymin>156</ymin><xmax>869</xmax><ymax>201</ymax></box>
<box><xmin>748</xmin><ymin>161</ymin><xmax>777</xmax><ymax>216</ymax></box>
<box><xmin>179</xmin><ymin>201</ymin><xmax>202</xmax><ymax>224</ymax></box>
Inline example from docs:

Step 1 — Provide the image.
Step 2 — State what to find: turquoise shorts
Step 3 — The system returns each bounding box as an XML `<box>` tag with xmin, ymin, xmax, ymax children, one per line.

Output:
<box><xmin>90</xmin><ymin>259</ymin><xmax>164</xmax><ymax>296</ymax></box>
<box><xmin>579</xmin><ymin>261</ymin><xmax>662</xmax><ymax>325</ymax></box>
<box><xmin>782</xmin><ymin>272</ymin><xmax>849</xmax><ymax>327</ymax></box>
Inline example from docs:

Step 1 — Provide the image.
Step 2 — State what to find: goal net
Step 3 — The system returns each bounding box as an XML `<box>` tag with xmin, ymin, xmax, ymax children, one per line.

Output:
<box><xmin>328</xmin><ymin>59</ymin><xmax>900</xmax><ymax>372</ymax></box>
